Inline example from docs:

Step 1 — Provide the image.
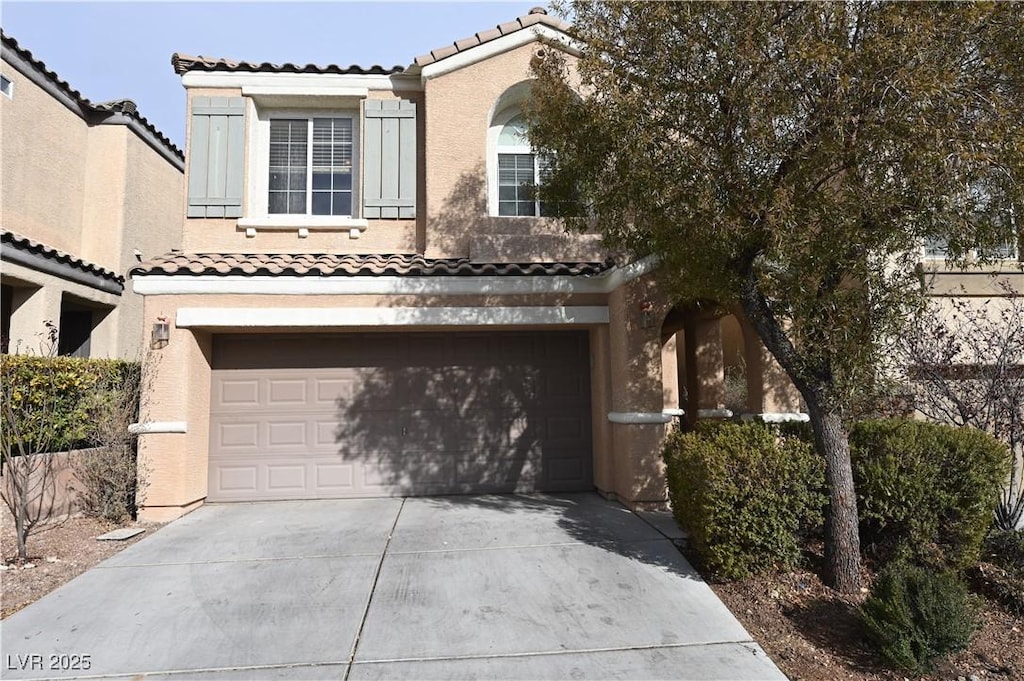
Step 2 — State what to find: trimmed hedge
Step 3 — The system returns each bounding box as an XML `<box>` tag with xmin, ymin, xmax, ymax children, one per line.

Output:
<box><xmin>1</xmin><ymin>354</ymin><xmax>140</xmax><ymax>455</ymax></box>
<box><xmin>850</xmin><ymin>419</ymin><xmax>1009</xmax><ymax>570</ymax></box>
<box><xmin>861</xmin><ymin>562</ymin><xmax>979</xmax><ymax>673</ymax></box>
<box><xmin>662</xmin><ymin>421</ymin><xmax>826</xmax><ymax>580</ymax></box>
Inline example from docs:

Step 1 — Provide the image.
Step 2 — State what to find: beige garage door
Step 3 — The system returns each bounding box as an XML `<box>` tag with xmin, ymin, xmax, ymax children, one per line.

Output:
<box><xmin>208</xmin><ymin>332</ymin><xmax>593</xmax><ymax>501</ymax></box>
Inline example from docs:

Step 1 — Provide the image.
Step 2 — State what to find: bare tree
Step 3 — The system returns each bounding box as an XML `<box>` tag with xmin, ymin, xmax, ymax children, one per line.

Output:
<box><xmin>1</xmin><ymin>322</ymin><xmax>65</xmax><ymax>562</ymax></box>
<box><xmin>891</xmin><ymin>280</ymin><xmax>1024</xmax><ymax>530</ymax></box>
<box><xmin>74</xmin><ymin>355</ymin><xmax>151</xmax><ymax>523</ymax></box>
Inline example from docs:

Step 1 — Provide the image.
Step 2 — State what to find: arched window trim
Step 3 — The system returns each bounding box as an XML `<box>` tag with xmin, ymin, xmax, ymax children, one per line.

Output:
<box><xmin>487</xmin><ymin>102</ymin><xmax>548</xmax><ymax>218</ymax></box>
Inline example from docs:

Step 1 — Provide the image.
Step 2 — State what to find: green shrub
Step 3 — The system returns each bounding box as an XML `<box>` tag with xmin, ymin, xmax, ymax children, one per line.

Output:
<box><xmin>1</xmin><ymin>355</ymin><xmax>140</xmax><ymax>455</ymax></box>
<box><xmin>662</xmin><ymin>421</ymin><xmax>826</xmax><ymax>580</ymax></box>
<box><xmin>861</xmin><ymin>563</ymin><xmax>978</xmax><ymax>673</ymax></box>
<box><xmin>850</xmin><ymin>419</ymin><xmax>1009</xmax><ymax>570</ymax></box>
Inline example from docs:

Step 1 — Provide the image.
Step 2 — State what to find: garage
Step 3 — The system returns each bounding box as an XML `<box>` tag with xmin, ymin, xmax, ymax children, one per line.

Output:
<box><xmin>207</xmin><ymin>331</ymin><xmax>593</xmax><ymax>501</ymax></box>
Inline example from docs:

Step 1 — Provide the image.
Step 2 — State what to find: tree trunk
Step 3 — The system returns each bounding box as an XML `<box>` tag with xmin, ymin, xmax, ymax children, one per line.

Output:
<box><xmin>737</xmin><ymin>269</ymin><xmax>862</xmax><ymax>592</ymax></box>
<box><xmin>803</xmin><ymin>396</ymin><xmax>862</xmax><ymax>593</ymax></box>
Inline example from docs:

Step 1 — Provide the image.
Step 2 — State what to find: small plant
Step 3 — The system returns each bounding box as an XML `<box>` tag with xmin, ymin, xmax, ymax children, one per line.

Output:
<box><xmin>861</xmin><ymin>563</ymin><xmax>979</xmax><ymax>673</ymax></box>
<box><xmin>663</xmin><ymin>421</ymin><xmax>825</xmax><ymax>580</ymax></box>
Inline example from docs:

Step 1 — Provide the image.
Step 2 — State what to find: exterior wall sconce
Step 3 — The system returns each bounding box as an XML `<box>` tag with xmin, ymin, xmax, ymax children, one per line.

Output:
<box><xmin>151</xmin><ymin>315</ymin><xmax>170</xmax><ymax>349</ymax></box>
<box><xmin>639</xmin><ymin>300</ymin><xmax>657</xmax><ymax>330</ymax></box>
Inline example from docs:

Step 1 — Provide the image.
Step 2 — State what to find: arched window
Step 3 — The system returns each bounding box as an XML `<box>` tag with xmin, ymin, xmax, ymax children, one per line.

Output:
<box><xmin>493</xmin><ymin>114</ymin><xmax>550</xmax><ymax>217</ymax></box>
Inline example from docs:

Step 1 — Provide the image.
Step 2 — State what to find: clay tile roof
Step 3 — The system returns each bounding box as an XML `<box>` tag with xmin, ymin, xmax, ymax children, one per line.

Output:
<box><xmin>415</xmin><ymin>7</ymin><xmax>570</xmax><ymax>67</ymax></box>
<box><xmin>1</xmin><ymin>31</ymin><xmax>183</xmax><ymax>161</ymax></box>
<box><xmin>170</xmin><ymin>53</ymin><xmax>405</xmax><ymax>76</ymax></box>
<box><xmin>1</xmin><ymin>231</ymin><xmax>124</xmax><ymax>284</ymax></box>
<box><xmin>129</xmin><ymin>253</ymin><xmax>612</xmax><ymax>278</ymax></box>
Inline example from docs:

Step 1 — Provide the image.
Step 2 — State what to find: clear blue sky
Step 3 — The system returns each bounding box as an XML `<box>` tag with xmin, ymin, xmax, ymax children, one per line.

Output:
<box><xmin>1</xmin><ymin>1</ymin><xmax>543</xmax><ymax>150</ymax></box>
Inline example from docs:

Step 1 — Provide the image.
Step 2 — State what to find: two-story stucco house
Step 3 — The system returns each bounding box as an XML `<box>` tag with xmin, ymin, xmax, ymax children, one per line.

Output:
<box><xmin>128</xmin><ymin>8</ymin><xmax>864</xmax><ymax>522</ymax></box>
<box><xmin>1</xmin><ymin>32</ymin><xmax>184</xmax><ymax>359</ymax></box>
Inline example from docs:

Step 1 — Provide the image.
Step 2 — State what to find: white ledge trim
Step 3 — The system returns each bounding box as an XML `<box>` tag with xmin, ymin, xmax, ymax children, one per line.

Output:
<box><xmin>132</xmin><ymin>256</ymin><xmax>658</xmax><ymax>297</ymax></box>
<box><xmin>242</xmin><ymin>85</ymin><xmax>368</xmax><ymax>98</ymax></box>
<box><xmin>607</xmin><ymin>412</ymin><xmax>672</xmax><ymax>424</ymax></box>
<box><xmin>237</xmin><ymin>217</ymin><xmax>369</xmax><ymax>231</ymax></box>
<box><xmin>662</xmin><ymin>408</ymin><xmax>685</xmax><ymax>417</ymax></box>
<box><xmin>739</xmin><ymin>412</ymin><xmax>811</xmax><ymax>423</ymax></box>
<box><xmin>176</xmin><ymin>306</ymin><xmax>609</xmax><ymax>328</ymax></box>
<box><xmin>128</xmin><ymin>421</ymin><xmax>188</xmax><ymax>435</ymax></box>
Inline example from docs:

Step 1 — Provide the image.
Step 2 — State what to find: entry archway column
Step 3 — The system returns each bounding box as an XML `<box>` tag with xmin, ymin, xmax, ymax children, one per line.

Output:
<box><xmin>604</xmin><ymin>276</ymin><xmax>674</xmax><ymax>508</ymax></box>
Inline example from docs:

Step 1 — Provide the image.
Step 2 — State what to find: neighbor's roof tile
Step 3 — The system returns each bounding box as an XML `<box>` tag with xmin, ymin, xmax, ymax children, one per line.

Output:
<box><xmin>1</xmin><ymin>231</ymin><xmax>124</xmax><ymax>283</ymax></box>
<box><xmin>1</xmin><ymin>32</ymin><xmax>183</xmax><ymax>160</ymax></box>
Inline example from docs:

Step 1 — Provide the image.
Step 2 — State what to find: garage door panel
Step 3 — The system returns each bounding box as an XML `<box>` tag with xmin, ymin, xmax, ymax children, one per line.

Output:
<box><xmin>314</xmin><ymin>465</ymin><xmax>354</xmax><ymax>492</ymax></box>
<box><xmin>214</xmin><ymin>379</ymin><xmax>261</xmax><ymax>409</ymax></box>
<box><xmin>214</xmin><ymin>465</ymin><xmax>259</xmax><ymax>494</ymax></box>
<box><xmin>266</xmin><ymin>420</ymin><xmax>310</xmax><ymax>447</ymax></box>
<box><xmin>267</xmin><ymin>378</ymin><xmax>308</xmax><ymax>405</ymax></box>
<box><xmin>315</xmin><ymin>376</ymin><xmax>356</xmax><ymax>405</ymax></box>
<box><xmin>209</xmin><ymin>332</ymin><xmax>592</xmax><ymax>501</ymax></box>
<box><xmin>544</xmin><ymin>452</ymin><xmax>591</xmax><ymax>487</ymax></box>
<box><xmin>216</xmin><ymin>422</ymin><xmax>260</xmax><ymax>449</ymax></box>
<box><xmin>266</xmin><ymin>464</ymin><xmax>307</xmax><ymax>492</ymax></box>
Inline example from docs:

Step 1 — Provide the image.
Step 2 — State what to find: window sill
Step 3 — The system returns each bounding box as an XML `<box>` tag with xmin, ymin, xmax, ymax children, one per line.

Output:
<box><xmin>237</xmin><ymin>216</ymin><xmax>369</xmax><ymax>239</ymax></box>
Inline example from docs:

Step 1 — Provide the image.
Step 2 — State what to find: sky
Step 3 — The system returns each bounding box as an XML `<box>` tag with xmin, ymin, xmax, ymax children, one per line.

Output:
<box><xmin>1</xmin><ymin>1</ymin><xmax>543</xmax><ymax>150</ymax></box>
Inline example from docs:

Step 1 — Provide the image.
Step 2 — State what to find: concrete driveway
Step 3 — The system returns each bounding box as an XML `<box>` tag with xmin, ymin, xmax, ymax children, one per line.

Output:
<box><xmin>1</xmin><ymin>494</ymin><xmax>785</xmax><ymax>680</ymax></box>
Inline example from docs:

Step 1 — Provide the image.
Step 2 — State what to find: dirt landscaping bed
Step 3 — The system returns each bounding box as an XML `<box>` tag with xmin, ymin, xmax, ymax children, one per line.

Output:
<box><xmin>1</xmin><ymin>516</ymin><xmax>157</xmax><ymax>619</ymax></box>
<box><xmin>708</xmin><ymin>556</ymin><xmax>1023</xmax><ymax>681</ymax></box>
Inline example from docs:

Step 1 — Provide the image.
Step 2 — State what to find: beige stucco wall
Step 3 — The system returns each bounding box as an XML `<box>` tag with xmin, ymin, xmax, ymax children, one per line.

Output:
<box><xmin>2</xmin><ymin>55</ymin><xmax>184</xmax><ymax>360</ymax></box>
<box><xmin>1</xmin><ymin>65</ymin><xmax>89</xmax><ymax>253</ymax></box>
<box><xmin>422</xmin><ymin>44</ymin><xmax>597</xmax><ymax>261</ymax></box>
<box><xmin>136</xmin><ymin>307</ymin><xmax>212</xmax><ymax>519</ymax></box>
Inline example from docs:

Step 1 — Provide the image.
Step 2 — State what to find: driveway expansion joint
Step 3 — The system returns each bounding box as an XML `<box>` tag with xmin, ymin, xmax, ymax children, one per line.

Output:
<box><xmin>94</xmin><ymin>551</ymin><xmax>383</xmax><ymax>569</ymax></box>
<box><xmin>7</xmin><ymin>661</ymin><xmax>351</xmax><ymax>681</ymax></box>
<box><xmin>344</xmin><ymin>497</ymin><xmax>406</xmax><ymax>681</ymax></box>
<box><xmin>349</xmin><ymin>639</ymin><xmax>765</xmax><ymax>666</ymax></box>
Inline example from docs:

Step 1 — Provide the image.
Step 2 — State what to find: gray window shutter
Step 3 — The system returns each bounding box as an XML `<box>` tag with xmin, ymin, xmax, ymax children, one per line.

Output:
<box><xmin>187</xmin><ymin>96</ymin><xmax>245</xmax><ymax>219</ymax></box>
<box><xmin>363</xmin><ymin>99</ymin><xmax>416</xmax><ymax>219</ymax></box>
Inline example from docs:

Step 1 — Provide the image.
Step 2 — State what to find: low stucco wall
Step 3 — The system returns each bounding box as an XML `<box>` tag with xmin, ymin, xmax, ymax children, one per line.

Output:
<box><xmin>0</xmin><ymin>448</ymin><xmax>97</xmax><ymax>523</ymax></box>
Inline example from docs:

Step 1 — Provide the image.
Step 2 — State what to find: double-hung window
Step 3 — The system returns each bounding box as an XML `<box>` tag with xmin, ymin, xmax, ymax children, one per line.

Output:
<box><xmin>496</xmin><ymin>115</ymin><xmax>551</xmax><ymax>217</ymax></box>
<box><xmin>269</xmin><ymin>116</ymin><xmax>353</xmax><ymax>216</ymax></box>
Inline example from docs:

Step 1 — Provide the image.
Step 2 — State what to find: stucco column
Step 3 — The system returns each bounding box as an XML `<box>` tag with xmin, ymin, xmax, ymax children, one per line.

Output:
<box><xmin>605</xmin><ymin>277</ymin><xmax>673</xmax><ymax>508</ymax></box>
<box><xmin>684</xmin><ymin>314</ymin><xmax>726</xmax><ymax>424</ymax></box>
<box><xmin>7</xmin><ymin>285</ymin><xmax>61</xmax><ymax>355</ymax></box>
<box><xmin>136</xmin><ymin>304</ymin><xmax>213</xmax><ymax>522</ymax></box>
<box><xmin>739</xmin><ymin>316</ymin><xmax>802</xmax><ymax>414</ymax></box>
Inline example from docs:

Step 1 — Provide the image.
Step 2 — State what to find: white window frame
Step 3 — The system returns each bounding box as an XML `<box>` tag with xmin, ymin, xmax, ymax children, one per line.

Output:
<box><xmin>0</xmin><ymin>74</ymin><xmax>13</xmax><ymax>99</ymax></box>
<box><xmin>488</xmin><ymin>108</ymin><xmax>546</xmax><ymax>218</ymax></box>
<box><xmin>243</xmin><ymin>104</ymin><xmax>365</xmax><ymax>231</ymax></box>
<box><xmin>921</xmin><ymin>237</ymin><xmax>1020</xmax><ymax>262</ymax></box>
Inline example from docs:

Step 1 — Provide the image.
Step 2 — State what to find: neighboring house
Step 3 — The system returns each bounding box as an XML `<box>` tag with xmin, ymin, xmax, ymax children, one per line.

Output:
<box><xmin>0</xmin><ymin>32</ymin><xmax>184</xmax><ymax>359</ymax></box>
<box><xmin>146</xmin><ymin>8</ymin><xmax>1024</xmax><ymax>522</ymax></box>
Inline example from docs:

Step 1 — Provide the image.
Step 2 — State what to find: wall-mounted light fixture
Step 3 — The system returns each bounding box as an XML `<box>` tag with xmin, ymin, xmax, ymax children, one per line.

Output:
<box><xmin>639</xmin><ymin>300</ymin><xmax>657</xmax><ymax>330</ymax></box>
<box><xmin>151</xmin><ymin>315</ymin><xmax>170</xmax><ymax>349</ymax></box>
